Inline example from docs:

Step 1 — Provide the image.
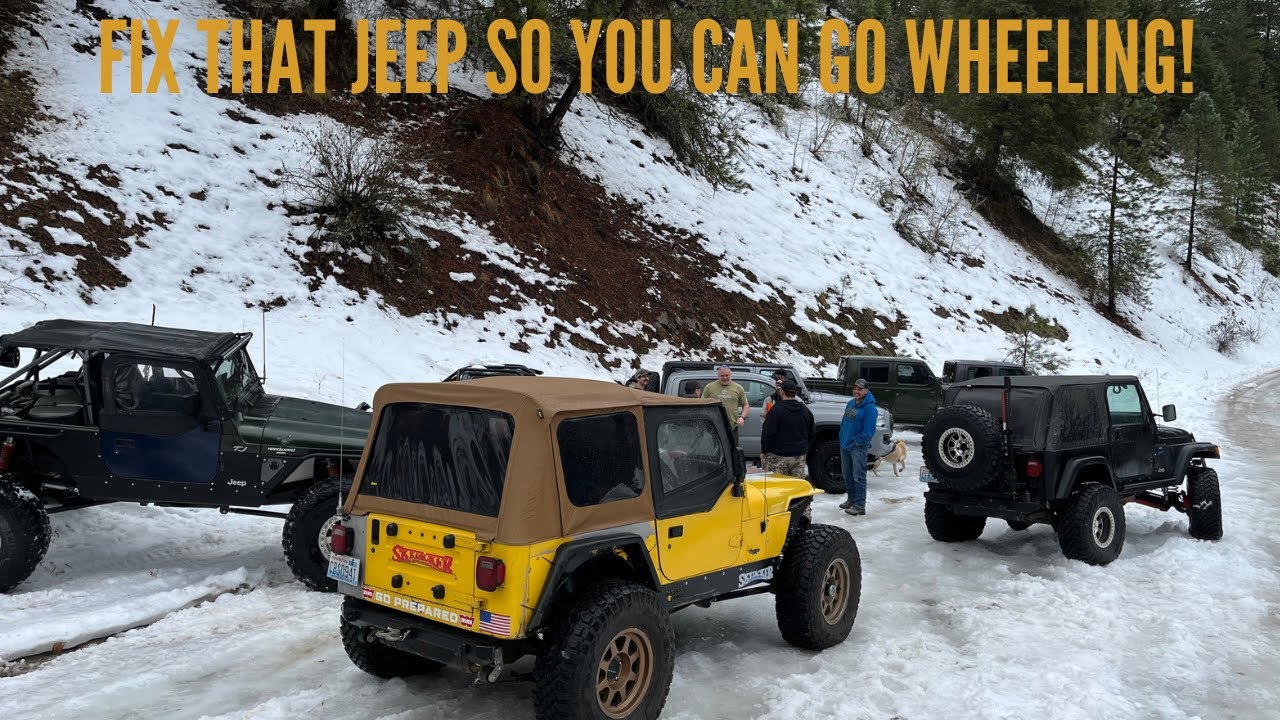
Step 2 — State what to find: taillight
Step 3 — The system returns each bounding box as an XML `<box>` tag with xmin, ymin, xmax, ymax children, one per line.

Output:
<box><xmin>1025</xmin><ymin>459</ymin><xmax>1043</xmax><ymax>478</ymax></box>
<box><xmin>476</xmin><ymin>556</ymin><xmax>505</xmax><ymax>592</ymax></box>
<box><xmin>331</xmin><ymin>524</ymin><xmax>351</xmax><ymax>555</ymax></box>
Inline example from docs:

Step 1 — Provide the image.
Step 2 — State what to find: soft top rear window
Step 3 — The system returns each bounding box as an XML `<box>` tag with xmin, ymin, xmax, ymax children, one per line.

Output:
<box><xmin>361</xmin><ymin>402</ymin><xmax>514</xmax><ymax>517</ymax></box>
<box><xmin>947</xmin><ymin>387</ymin><xmax>1051</xmax><ymax>449</ymax></box>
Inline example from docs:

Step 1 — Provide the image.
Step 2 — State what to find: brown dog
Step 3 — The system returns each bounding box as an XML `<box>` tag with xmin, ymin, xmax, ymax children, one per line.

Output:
<box><xmin>870</xmin><ymin>440</ymin><xmax>908</xmax><ymax>477</ymax></box>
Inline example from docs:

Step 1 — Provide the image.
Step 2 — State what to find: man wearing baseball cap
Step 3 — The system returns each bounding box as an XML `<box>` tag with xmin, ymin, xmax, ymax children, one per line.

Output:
<box><xmin>761</xmin><ymin>379</ymin><xmax>814</xmax><ymax>478</ymax></box>
<box><xmin>838</xmin><ymin>378</ymin><xmax>878</xmax><ymax>516</ymax></box>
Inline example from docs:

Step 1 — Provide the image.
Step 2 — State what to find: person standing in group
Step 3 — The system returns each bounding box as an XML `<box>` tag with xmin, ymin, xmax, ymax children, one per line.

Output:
<box><xmin>763</xmin><ymin>369</ymin><xmax>787</xmax><ymax>417</ymax></box>
<box><xmin>839</xmin><ymin>378</ymin><xmax>877</xmax><ymax>516</ymax></box>
<box><xmin>703</xmin><ymin>365</ymin><xmax>749</xmax><ymax>444</ymax></box>
<box><xmin>761</xmin><ymin>379</ymin><xmax>814</xmax><ymax>478</ymax></box>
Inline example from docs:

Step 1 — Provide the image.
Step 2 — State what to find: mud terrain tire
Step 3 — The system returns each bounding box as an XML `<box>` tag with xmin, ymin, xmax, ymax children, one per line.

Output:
<box><xmin>924</xmin><ymin>500</ymin><xmax>987</xmax><ymax>542</ymax></box>
<box><xmin>921</xmin><ymin>405</ymin><xmax>1003</xmax><ymax>491</ymax></box>
<box><xmin>0</xmin><ymin>479</ymin><xmax>51</xmax><ymax>593</ymax></box>
<box><xmin>775</xmin><ymin>524</ymin><xmax>861</xmax><ymax>650</ymax></box>
<box><xmin>283</xmin><ymin>475</ymin><xmax>351</xmax><ymax>592</ymax></box>
<box><xmin>1186</xmin><ymin>467</ymin><xmax>1223</xmax><ymax>541</ymax></box>
<box><xmin>534</xmin><ymin>580</ymin><xmax>675</xmax><ymax>720</ymax></box>
<box><xmin>1057</xmin><ymin>484</ymin><xmax>1126</xmax><ymax>566</ymax></box>
<box><xmin>806</xmin><ymin>439</ymin><xmax>844</xmax><ymax>493</ymax></box>
<box><xmin>339</xmin><ymin>598</ymin><xmax>445</xmax><ymax>678</ymax></box>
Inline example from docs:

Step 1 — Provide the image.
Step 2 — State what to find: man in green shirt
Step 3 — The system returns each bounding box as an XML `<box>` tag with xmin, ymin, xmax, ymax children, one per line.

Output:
<box><xmin>703</xmin><ymin>365</ymin><xmax>749</xmax><ymax>444</ymax></box>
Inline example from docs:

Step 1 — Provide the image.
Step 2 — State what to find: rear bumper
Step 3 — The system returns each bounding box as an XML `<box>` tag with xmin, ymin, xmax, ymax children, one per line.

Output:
<box><xmin>924</xmin><ymin>487</ymin><xmax>1048</xmax><ymax>522</ymax></box>
<box><xmin>341</xmin><ymin>598</ymin><xmax>525</xmax><ymax>674</ymax></box>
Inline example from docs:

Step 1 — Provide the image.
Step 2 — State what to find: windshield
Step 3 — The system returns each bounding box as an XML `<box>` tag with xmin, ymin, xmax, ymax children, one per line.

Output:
<box><xmin>211</xmin><ymin>348</ymin><xmax>262</xmax><ymax>408</ymax></box>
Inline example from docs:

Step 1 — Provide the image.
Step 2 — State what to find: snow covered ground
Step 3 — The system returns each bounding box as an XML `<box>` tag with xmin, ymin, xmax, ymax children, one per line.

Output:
<box><xmin>2</xmin><ymin>377</ymin><xmax>1278</xmax><ymax>719</ymax></box>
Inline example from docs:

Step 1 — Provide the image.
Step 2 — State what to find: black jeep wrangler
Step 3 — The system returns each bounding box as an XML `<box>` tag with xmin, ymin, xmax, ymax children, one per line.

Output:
<box><xmin>919</xmin><ymin>376</ymin><xmax>1221</xmax><ymax>565</ymax></box>
<box><xmin>0</xmin><ymin>319</ymin><xmax>371</xmax><ymax>593</ymax></box>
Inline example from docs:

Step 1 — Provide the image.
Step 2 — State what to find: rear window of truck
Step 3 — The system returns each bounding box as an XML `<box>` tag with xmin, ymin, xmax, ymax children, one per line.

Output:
<box><xmin>361</xmin><ymin>403</ymin><xmax>514</xmax><ymax>516</ymax></box>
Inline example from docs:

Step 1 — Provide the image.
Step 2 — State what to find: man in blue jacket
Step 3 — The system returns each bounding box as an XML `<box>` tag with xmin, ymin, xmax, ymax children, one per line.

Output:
<box><xmin>839</xmin><ymin>378</ymin><xmax>877</xmax><ymax>516</ymax></box>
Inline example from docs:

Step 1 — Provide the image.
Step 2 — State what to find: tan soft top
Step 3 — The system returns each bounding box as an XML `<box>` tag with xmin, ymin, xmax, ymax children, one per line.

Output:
<box><xmin>345</xmin><ymin>376</ymin><xmax>721</xmax><ymax>543</ymax></box>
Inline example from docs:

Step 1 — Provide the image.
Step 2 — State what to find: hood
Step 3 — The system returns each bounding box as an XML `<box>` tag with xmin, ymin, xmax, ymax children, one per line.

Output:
<box><xmin>1156</xmin><ymin>424</ymin><xmax>1195</xmax><ymax>444</ymax></box>
<box><xmin>238</xmin><ymin>394</ymin><xmax>372</xmax><ymax>454</ymax></box>
<box><xmin>807</xmin><ymin>389</ymin><xmax>855</xmax><ymax>406</ymax></box>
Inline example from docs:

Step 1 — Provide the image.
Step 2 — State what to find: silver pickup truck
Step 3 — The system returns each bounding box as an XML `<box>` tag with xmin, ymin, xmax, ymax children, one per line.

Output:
<box><xmin>659</xmin><ymin>362</ymin><xmax>893</xmax><ymax>492</ymax></box>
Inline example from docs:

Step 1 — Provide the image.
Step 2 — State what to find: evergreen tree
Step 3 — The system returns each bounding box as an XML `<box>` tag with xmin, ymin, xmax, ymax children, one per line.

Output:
<box><xmin>1219</xmin><ymin>109</ymin><xmax>1270</xmax><ymax>245</ymax></box>
<box><xmin>1078</xmin><ymin>95</ymin><xmax>1163</xmax><ymax>313</ymax></box>
<box><xmin>1170</xmin><ymin>93</ymin><xmax>1227</xmax><ymax>270</ymax></box>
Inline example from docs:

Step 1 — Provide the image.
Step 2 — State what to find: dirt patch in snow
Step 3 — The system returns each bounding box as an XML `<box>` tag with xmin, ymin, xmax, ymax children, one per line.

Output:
<box><xmin>291</xmin><ymin>96</ymin><xmax>904</xmax><ymax>364</ymax></box>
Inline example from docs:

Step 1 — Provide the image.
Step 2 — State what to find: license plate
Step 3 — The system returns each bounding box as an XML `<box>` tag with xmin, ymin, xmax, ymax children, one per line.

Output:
<box><xmin>918</xmin><ymin>467</ymin><xmax>935</xmax><ymax>484</ymax></box>
<box><xmin>327</xmin><ymin>555</ymin><xmax>361</xmax><ymax>586</ymax></box>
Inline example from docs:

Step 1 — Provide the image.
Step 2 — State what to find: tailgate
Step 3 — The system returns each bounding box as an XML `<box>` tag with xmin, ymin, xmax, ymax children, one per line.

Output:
<box><xmin>361</xmin><ymin>513</ymin><xmax>481</xmax><ymax>614</ymax></box>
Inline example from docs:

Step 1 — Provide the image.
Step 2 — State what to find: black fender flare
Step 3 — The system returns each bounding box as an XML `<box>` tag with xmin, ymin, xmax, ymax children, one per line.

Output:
<box><xmin>1058</xmin><ymin>456</ymin><xmax>1114</xmax><ymax>497</ymax></box>
<box><xmin>527</xmin><ymin>532</ymin><xmax>660</xmax><ymax>631</ymax></box>
<box><xmin>1170</xmin><ymin>442</ymin><xmax>1220</xmax><ymax>480</ymax></box>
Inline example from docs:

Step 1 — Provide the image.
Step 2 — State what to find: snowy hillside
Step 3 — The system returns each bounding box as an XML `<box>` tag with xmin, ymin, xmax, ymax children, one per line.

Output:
<box><xmin>2</xmin><ymin>1</ymin><xmax>1280</xmax><ymax>719</ymax></box>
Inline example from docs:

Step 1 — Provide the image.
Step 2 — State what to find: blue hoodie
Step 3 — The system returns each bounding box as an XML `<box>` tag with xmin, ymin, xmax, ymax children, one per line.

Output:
<box><xmin>839</xmin><ymin>392</ymin><xmax>878</xmax><ymax>449</ymax></box>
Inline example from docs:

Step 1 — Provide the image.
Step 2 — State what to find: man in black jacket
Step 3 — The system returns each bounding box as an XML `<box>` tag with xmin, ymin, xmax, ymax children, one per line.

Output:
<box><xmin>761</xmin><ymin>380</ymin><xmax>814</xmax><ymax>478</ymax></box>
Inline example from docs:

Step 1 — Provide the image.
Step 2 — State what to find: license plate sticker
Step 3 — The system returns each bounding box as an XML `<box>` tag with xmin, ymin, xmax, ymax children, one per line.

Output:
<box><xmin>327</xmin><ymin>555</ymin><xmax>361</xmax><ymax>585</ymax></box>
<box><xmin>918</xmin><ymin>467</ymin><xmax>935</xmax><ymax>484</ymax></box>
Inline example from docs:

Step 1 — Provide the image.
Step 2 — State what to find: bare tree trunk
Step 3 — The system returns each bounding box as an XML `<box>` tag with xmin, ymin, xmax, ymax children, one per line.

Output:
<box><xmin>1106</xmin><ymin>151</ymin><xmax>1120</xmax><ymax>314</ymax></box>
<box><xmin>1186</xmin><ymin>152</ymin><xmax>1200</xmax><ymax>271</ymax></box>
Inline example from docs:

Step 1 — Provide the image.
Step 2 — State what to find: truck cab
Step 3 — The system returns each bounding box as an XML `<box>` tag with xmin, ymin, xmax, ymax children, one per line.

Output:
<box><xmin>807</xmin><ymin>355</ymin><xmax>942</xmax><ymax>425</ymax></box>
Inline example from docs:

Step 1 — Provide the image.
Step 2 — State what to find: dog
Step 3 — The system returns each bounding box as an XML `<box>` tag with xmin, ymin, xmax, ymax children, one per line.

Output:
<box><xmin>870</xmin><ymin>440</ymin><xmax>908</xmax><ymax>477</ymax></box>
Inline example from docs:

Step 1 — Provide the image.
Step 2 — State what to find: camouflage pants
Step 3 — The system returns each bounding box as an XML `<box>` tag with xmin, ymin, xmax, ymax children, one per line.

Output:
<box><xmin>763</xmin><ymin>454</ymin><xmax>808</xmax><ymax>479</ymax></box>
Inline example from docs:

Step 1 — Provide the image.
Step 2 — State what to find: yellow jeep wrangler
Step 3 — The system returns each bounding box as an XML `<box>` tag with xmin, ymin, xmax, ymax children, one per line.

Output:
<box><xmin>328</xmin><ymin>377</ymin><xmax>860</xmax><ymax>720</ymax></box>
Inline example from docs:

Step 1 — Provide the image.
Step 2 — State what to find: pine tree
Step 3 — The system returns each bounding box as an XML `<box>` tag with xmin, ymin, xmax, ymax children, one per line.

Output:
<box><xmin>1219</xmin><ymin>109</ymin><xmax>1270</xmax><ymax>245</ymax></box>
<box><xmin>1077</xmin><ymin>95</ymin><xmax>1163</xmax><ymax>313</ymax></box>
<box><xmin>1170</xmin><ymin>93</ymin><xmax>1227</xmax><ymax>270</ymax></box>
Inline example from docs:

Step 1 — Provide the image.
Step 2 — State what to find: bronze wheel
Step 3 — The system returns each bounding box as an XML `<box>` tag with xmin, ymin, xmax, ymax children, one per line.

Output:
<box><xmin>596</xmin><ymin>628</ymin><xmax>655</xmax><ymax>718</ymax></box>
<box><xmin>775</xmin><ymin>524</ymin><xmax>861</xmax><ymax>650</ymax></box>
<box><xmin>534</xmin><ymin>581</ymin><xmax>674</xmax><ymax>720</ymax></box>
<box><xmin>820</xmin><ymin>558</ymin><xmax>850</xmax><ymax>624</ymax></box>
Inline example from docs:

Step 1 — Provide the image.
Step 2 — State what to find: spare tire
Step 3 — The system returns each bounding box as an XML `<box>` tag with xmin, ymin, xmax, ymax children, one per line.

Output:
<box><xmin>921</xmin><ymin>404</ymin><xmax>1003</xmax><ymax>491</ymax></box>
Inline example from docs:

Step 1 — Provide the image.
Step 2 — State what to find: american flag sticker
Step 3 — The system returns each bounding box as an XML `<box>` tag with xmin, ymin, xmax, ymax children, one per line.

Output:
<box><xmin>478</xmin><ymin>610</ymin><xmax>511</xmax><ymax>635</ymax></box>
<box><xmin>361</xmin><ymin>586</ymin><xmax>374</xmax><ymax>599</ymax></box>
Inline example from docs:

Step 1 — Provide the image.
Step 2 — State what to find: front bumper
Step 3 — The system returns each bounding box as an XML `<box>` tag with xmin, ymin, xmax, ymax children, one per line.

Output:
<box><xmin>342</xmin><ymin>598</ymin><xmax>525</xmax><ymax>675</ymax></box>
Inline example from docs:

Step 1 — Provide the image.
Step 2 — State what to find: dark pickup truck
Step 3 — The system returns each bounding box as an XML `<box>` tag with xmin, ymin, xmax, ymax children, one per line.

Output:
<box><xmin>807</xmin><ymin>354</ymin><xmax>942</xmax><ymax>425</ymax></box>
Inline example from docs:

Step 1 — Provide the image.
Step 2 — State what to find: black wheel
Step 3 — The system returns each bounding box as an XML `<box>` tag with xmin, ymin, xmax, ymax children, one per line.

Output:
<box><xmin>340</xmin><ymin>598</ymin><xmax>445</xmax><ymax>678</ymax></box>
<box><xmin>923</xmin><ymin>500</ymin><xmax>987</xmax><ymax>542</ymax></box>
<box><xmin>775</xmin><ymin>524</ymin><xmax>861</xmax><ymax>650</ymax></box>
<box><xmin>806</xmin><ymin>439</ymin><xmax>844</xmax><ymax>493</ymax></box>
<box><xmin>921</xmin><ymin>405</ymin><xmax>1003</xmax><ymax>491</ymax></box>
<box><xmin>282</xmin><ymin>475</ymin><xmax>352</xmax><ymax>592</ymax></box>
<box><xmin>534</xmin><ymin>580</ymin><xmax>674</xmax><ymax>720</ymax></box>
<box><xmin>1006</xmin><ymin>520</ymin><xmax>1032</xmax><ymax>532</ymax></box>
<box><xmin>0</xmin><ymin>478</ymin><xmax>51</xmax><ymax>593</ymax></box>
<box><xmin>1057</xmin><ymin>484</ymin><xmax>1126</xmax><ymax>565</ymax></box>
<box><xmin>1186</xmin><ymin>467</ymin><xmax>1223</xmax><ymax>541</ymax></box>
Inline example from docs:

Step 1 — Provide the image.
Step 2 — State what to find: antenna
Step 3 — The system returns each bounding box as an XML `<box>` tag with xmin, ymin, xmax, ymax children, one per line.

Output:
<box><xmin>338</xmin><ymin>337</ymin><xmax>347</xmax><ymax>516</ymax></box>
<box><xmin>260</xmin><ymin>309</ymin><xmax>267</xmax><ymax>384</ymax></box>
<box><xmin>150</xmin><ymin>304</ymin><xmax>156</xmax><ymax>326</ymax></box>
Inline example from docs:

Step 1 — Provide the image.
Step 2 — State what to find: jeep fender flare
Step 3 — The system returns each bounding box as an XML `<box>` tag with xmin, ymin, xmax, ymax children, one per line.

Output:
<box><xmin>1057</xmin><ymin>456</ymin><xmax>1115</xmax><ymax>497</ymax></box>
<box><xmin>527</xmin><ymin>533</ymin><xmax>661</xmax><ymax>631</ymax></box>
<box><xmin>1170</xmin><ymin>442</ymin><xmax>1220</xmax><ymax>480</ymax></box>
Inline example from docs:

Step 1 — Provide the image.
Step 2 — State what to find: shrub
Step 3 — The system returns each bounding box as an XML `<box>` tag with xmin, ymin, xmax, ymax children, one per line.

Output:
<box><xmin>1207</xmin><ymin>312</ymin><xmax>1261</xmax><ymax>356</ymax></box>
<box><xmin>283</xmin><ymin>123</ymin><xmax>431</xmax><ymax>265</ymax></box>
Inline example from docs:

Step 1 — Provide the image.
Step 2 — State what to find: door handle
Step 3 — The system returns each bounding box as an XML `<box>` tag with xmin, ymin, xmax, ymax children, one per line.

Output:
<box><xmin>668</xmin><ymin>526</ymin><xmax>683</xmax><ymax>538</ymax></box>
<box><xmin>114</xmin><ymin>438</ymin><xmax>135</xmax><ymax>449</ymax></box>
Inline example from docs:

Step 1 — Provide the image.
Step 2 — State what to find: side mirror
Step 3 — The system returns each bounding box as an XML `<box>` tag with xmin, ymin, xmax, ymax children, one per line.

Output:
<box><xmin>0</xmin><ymin>346</ymin><xmax>19</xmax><ymax>368</ymax></box>
<box><xmin>355</xmin><ymin>401</ymin><xmax>371</xmax><ymax>412</ymax></box>
<box><xmin>1161</xmin><ymin>404</ymin><xmax>1177</xmax><ymax>422</ymax></box>
<box><xmin>730</xmin><ymin>447</ymin><xmax>747</xmax><ymax>496</ymax></box>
